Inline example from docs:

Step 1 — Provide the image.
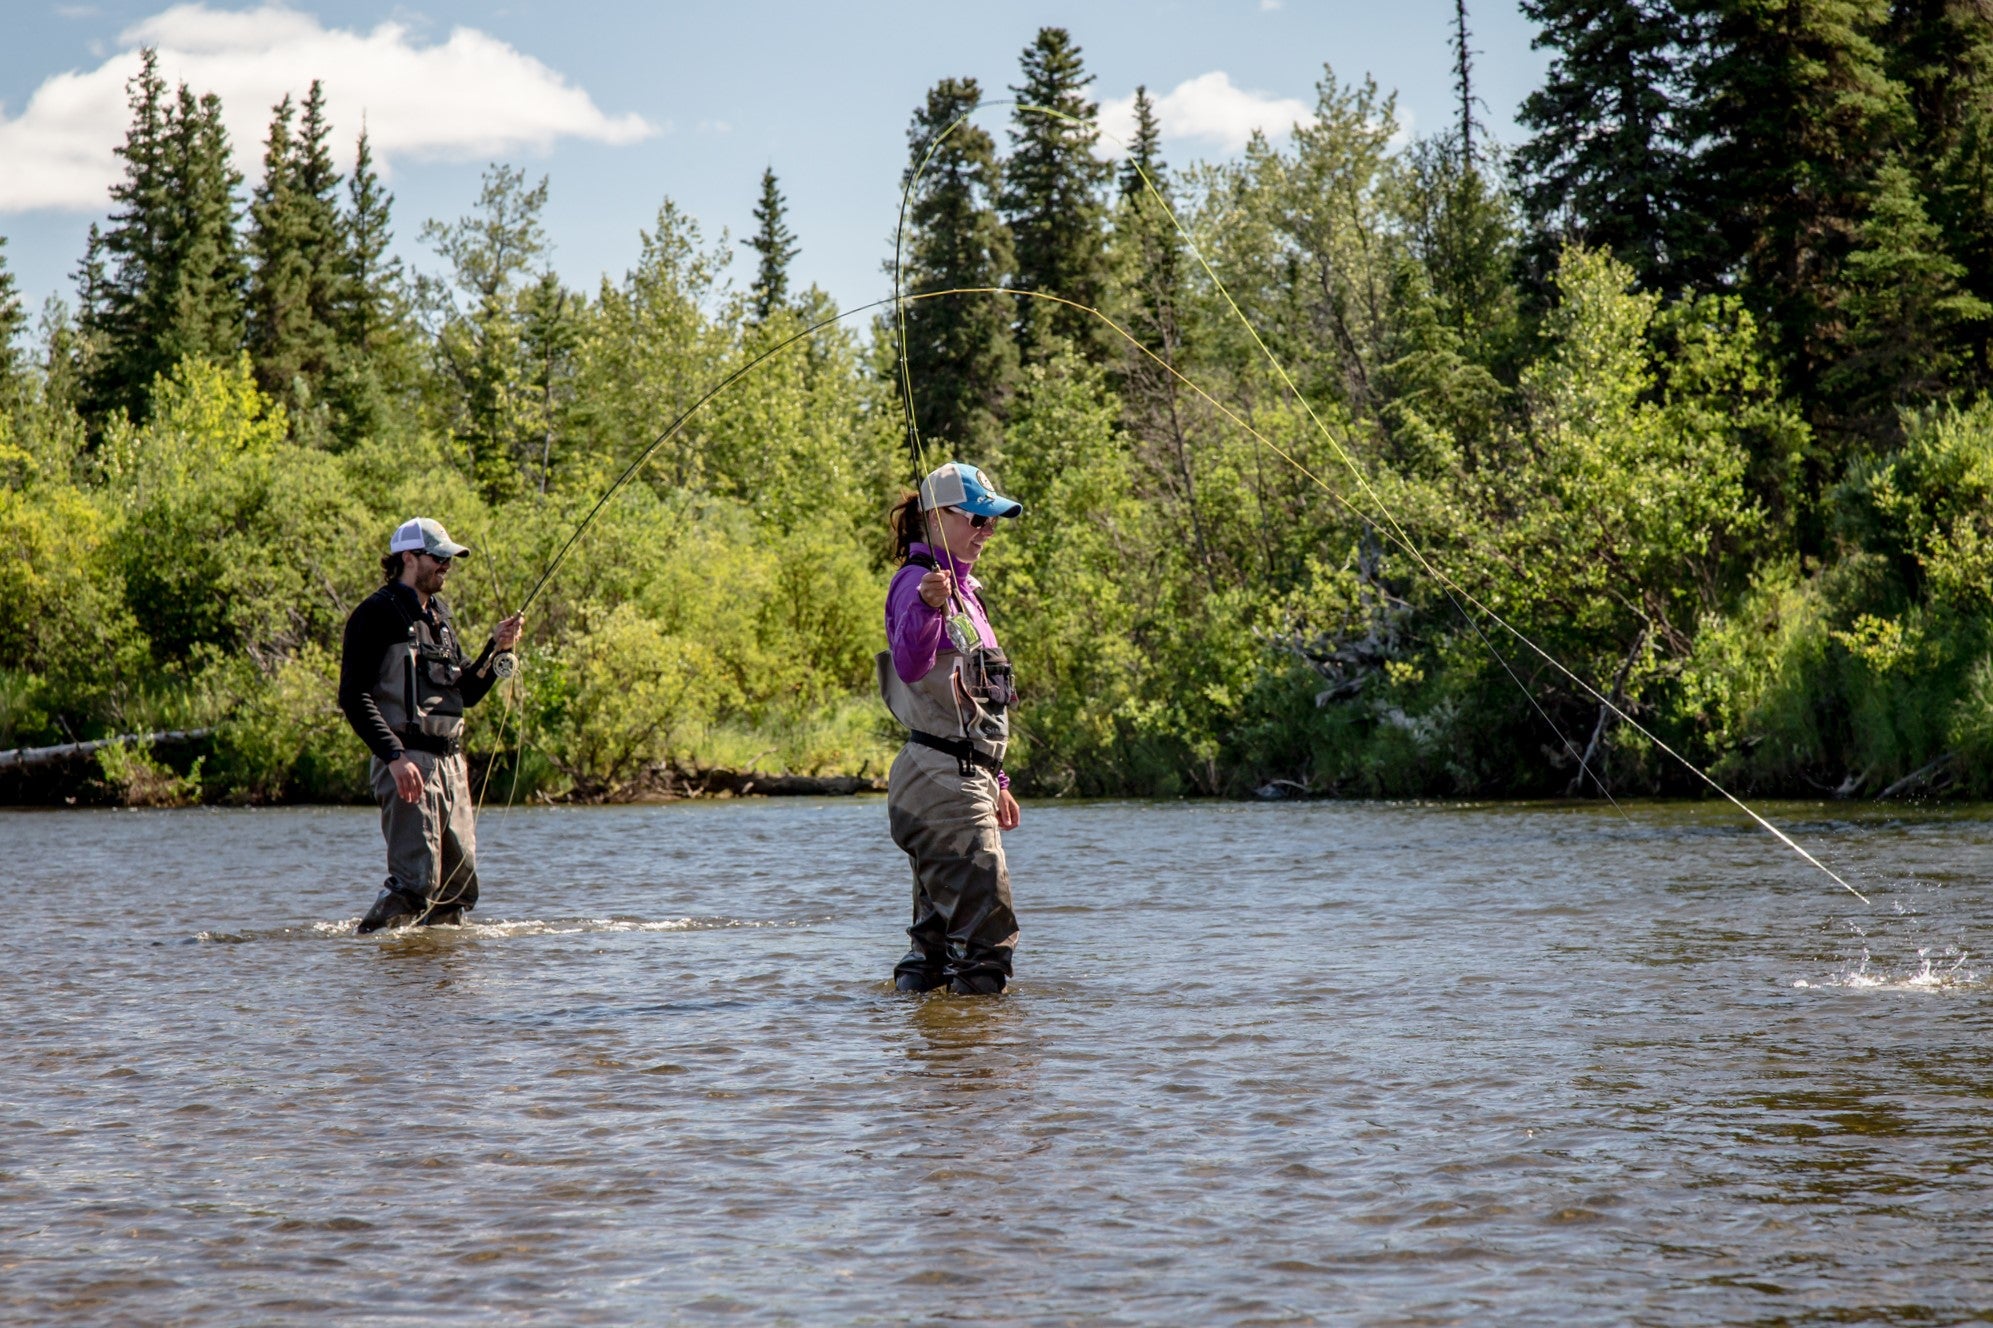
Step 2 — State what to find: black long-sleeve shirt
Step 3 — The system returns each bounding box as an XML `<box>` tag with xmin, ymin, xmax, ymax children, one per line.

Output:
<box><xmin>338</xmin><ymin>581</ymin><xmax>496</xmax><ymax>762</ymax></box>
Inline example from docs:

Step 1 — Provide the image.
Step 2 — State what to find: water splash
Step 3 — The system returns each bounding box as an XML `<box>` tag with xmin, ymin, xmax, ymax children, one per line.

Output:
<box><xmin>1794</xmin><ymin>943</ymin><xmax>1979</xmax><ymax>991</ymax></box>
<box><xmin>193</xmin><ymin>916</ymin><xmax>813</xmax><ymax>944</ymax></box>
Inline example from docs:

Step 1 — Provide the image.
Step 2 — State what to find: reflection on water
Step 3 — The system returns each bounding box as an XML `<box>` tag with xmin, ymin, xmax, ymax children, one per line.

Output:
<box><xmin>3</xmin><ymin>798</ymin><xmax>1993</xmax><ymax>1324</ymax></box>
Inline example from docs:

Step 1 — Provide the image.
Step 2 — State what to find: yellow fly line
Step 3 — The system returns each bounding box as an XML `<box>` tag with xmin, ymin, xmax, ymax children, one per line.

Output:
<box><xmin>890</xmin><ymin>101</ymin><xmax>1868</xmax><ymax>905</ymax></box>
<box><xmin>496</xmin><ymin>104</ymin><xmax>1865</xmax><ymax>905</ymax></box>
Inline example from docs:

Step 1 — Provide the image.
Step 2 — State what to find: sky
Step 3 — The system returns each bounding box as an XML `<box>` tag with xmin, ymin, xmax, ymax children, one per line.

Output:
<box><xmin>0</xmin><ymin>1</ymin><xmax>1551</xmax><ymax>326</ymax></box>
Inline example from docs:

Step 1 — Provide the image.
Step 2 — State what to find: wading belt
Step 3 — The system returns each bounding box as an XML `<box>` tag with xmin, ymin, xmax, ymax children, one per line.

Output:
<box><xmin>907</xmin><ymin>729</ymin><xmax>1003</xmax><ymax>780</ymax></box>
<box><xmin>395</xmin><ymin>729</ymin><xmax>462</xmax><ymax>757</ymax></box>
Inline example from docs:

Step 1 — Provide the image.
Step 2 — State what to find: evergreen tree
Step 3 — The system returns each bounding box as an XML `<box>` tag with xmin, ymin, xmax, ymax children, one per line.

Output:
<box><xmin>743</xmin><ymin>167</ymin><xmax>799</xmax><ymax>321</ymax></box>
<box><xmin>247</xmin><ymin>83</ymin><xmax>345</xmax><ymax>427</ymax></box>
<box><xmin>1689</xmin><ymin>0</ymin><xmax>1908</xmax><ymax>404</ymax></box>
<box><xmin>81</xmin><ymin>61</ymin><xmax>247</xmax><ymax>424</ymax></box>
<box><xmin>1113</xmin><ymin>85</ymin><xmax>1182</xmax><ymax>355</ymax></box>
<box><xmin>326</xmin><ymin>124</ymin><xmax>414</xmax><ymax>446</ymax></box>
<box><xmin>896</xmin><ymin>77</ymin><xmax>1017</xmax><ymax>461</ymax></box>
<box><xmin>0</xmin><ymin>237</ymin><xmax>26</xmax><ymax>397</ymax></box>
<box><xmin>1002</xmin><ymin>27</ymin><xmax>1114</xmax><ymax>364</ymax></box>
<box><xmin>1887</xmin><ymin>0</ymin><xmax>1993</xmax><ymax>390</ymax></box>
<box><xmin>1514</xmin><ymin>0</ymin><xmax>1700</xmax><ymax>292</ymax></box>
<box><xmin>79</xmin><ymin>49</ymin><xmax>173</xmax><ymax>422</ymax></box>
<box><xmin>1821</xmin><ymin>156</ymin><xmax>1991</xmax><ymax>430</ymax></box>
<box><xmin>156</xmin><ymin>86</ymin><xmax>247</xmax><ymax>373</ymax></box>
<box><xmin>1110</xmin><ymin>89</ymin><xmax>1212</xmax><ymax>580</ymax></box>
<box><xmin>247</xmin><ymin>97</ymin><xmax>310</xmax><ymax>403</ymax></box>
<box><xmin>518</xmin><ymin>270</ymin><xmax>581</xmax><ymax>493</ymax></box>
<box><xmin>1453</xmin><ymin>0</ymin><xmax>1481</xmax><ymax>165</ymax></box>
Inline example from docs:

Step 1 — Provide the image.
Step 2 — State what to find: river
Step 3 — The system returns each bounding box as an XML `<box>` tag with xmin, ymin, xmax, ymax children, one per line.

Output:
<box><xmin>3</xmin><ymin>798</ymin><xmax>1989</xmax><ymax>1325</ymax></box>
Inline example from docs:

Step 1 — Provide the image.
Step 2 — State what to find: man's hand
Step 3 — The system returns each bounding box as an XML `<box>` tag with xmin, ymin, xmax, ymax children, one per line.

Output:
<box><xmin>997</xmin><ymin>787</ymin><xmax>1021</xmax><ymax>831</ymax></box>
<box><xmin>389</xmin><ymin>755</ymin><xmax>424</xmax><ymax>804</ymax></box>
<box><xmin>493</xmin><ymin>612</ymin><xmax>524</xmax><ymax>651</ymax></box>
<box><xmin>918</xmin><ymin>569</ymin><xmax>955</xmax><ymax>611</ymax></box>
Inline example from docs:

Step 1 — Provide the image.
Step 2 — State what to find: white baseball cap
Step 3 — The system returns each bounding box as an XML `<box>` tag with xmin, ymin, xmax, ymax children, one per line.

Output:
<box><xmin>388</xmin><ymin>517</ymin><xmax>471</xmax><ymax>558</ymax></box>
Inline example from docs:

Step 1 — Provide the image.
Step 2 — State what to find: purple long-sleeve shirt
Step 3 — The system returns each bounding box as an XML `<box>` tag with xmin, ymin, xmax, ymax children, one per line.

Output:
<box><xmin>885</xmin><ymin>543</ymin><xmax>1008</xmax><ymax>788</ymax></box>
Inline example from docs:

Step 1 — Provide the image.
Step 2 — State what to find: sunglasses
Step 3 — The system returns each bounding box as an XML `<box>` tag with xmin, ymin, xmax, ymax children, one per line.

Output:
<box><xmin>418</xmin><ymin>551</ymin><xmax>453</xmax><ymax>565</ymax></box>
<box><xmin>948</xmin><ymin>508</ymin><xmax>993</xmax><ymax>529</ymax></box>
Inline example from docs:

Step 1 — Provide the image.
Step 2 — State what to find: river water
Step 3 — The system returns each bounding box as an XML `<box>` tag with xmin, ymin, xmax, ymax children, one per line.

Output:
<box><xmin>3</xmin><ymin>798</ymin><xmax>1990</xmax><ymax>1325</ymax></box>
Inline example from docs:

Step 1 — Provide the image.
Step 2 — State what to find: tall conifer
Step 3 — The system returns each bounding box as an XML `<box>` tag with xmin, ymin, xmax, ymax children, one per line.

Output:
<box><xmin>897</xmin><ymin>77</ymin><xmax>1017</xmax><ymax>461</ymax></box>
<box><xmin>744</xmin><ymin>167</ymin><xmax>799</xmax><ymax>321</ymax></box>
<box><xmin>1690</xmin><ymin>0</ymin><xmax>1907</xmax><ymax>400</ymax></box>
<box><xmin>1114</xmin><ymin>86</ymin><xmax>1181</xmax><ymax>351</ymax></box>
<box><xmin>248</xmin><ymin>82</ymin><xmax>344</xmax><ymax>421</ymax></box>
<box><xmin>157</xmin><ymin>87</ymin><xmax>247</xmax><ymax>372</ymax></box>
<box><xmin>80</xmin><ymin>49</ymin><xmax>173</xmax><ymax>421</ymax></box>
<box><xmin>0</xmin><ymin>237</ymin><xmax>26</xmax><ymax>391</ymax></box>
<box><xmin>1002</xmin><ymin>27</ymin><xmax>1113</xmax><ymax>364</ymax></box>
<box><xmin>1515</xmin><ymin>0</ymin><xmax>1698</xmax><ymax>292</ymax></box>
<box><xmin>327</xmin><ymin>125</ymin><xmax>412</xmax><ymax>446</ymax></box>
<box><xmin>1887</xmin><ymin>0</ymin><xmax>1993</xmax><ymax>389</ymax></box>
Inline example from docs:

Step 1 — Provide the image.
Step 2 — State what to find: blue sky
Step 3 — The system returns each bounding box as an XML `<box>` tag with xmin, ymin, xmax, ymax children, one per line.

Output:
<box><xmin>2</xmin><ymin>1</ymin><xmax>1549</xmax><ymax>325</ymax></box>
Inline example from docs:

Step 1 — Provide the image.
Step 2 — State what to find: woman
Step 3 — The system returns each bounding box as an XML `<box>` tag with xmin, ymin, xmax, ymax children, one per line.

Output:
<box><xmin>877</xmin><ymin>461</ymin><xmax>1024</xmax><ymax>994</ymax></box>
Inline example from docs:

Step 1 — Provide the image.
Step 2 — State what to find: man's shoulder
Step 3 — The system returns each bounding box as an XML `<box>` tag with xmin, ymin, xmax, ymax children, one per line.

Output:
<box><xmin>347</xmin><ymin>583</ymin><xmax>409</xmax><ymax>631</ymax></box>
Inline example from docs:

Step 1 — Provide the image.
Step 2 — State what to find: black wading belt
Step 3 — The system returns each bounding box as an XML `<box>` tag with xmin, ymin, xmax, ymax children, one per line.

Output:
<box><xmin>907</xmin><ymin>729</ymin><xmax>1003</xmax><ymax>780</ymax></box>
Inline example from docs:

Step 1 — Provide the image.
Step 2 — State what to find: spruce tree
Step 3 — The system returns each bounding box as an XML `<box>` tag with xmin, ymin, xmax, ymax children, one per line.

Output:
<box><xmin>79</xmin><ymin>48</ymin><xmax>174</xmax><ymax>422</ymax></box>
<box><xmin>328</xmin><ymin>125</ymin><xmax>413</xmax><ymax>446</ymax></box>
<box><xmin>519</xmin><ymin>270</ymin><xmax>580</xmax><ymax>493</ymax></box>
<box><xmin>743</xmin><ymin>167</ymin><xmax>799</xmax><ymax>321</ymax></box>
<box><xmin>156</xmin><ymin>87</ymin><xmax>247</xmax><ymax>373</ymax></box>
<box><xmin>0</xmin><ymin>237</ymin><xmax>26</xmax><ymax>393</ymax></box>
<box><xmin>896</xmin><ymin>76</ymin><xmax>1017</xmax><ymax>461</ymax></box>
<box><xmin>1110</xmin><ymin>88</ymin><xmax>1213</xmax><ymax>578</ymax></box>
<box><xmin>1689</xmin><ymin>0</ymin><xmax>1908</xmax><ymax>402</ymax></box>
<box><xmin>1113</xmin><ymin>84</ymin><xmax>1182</xmax><ymax>356</ymax></box>
<box><xmin>1002</xmin><ymin>27</ymin><xmax>1113</xmax><ymax>364</ymax></box>
<box><xmin>1887</xmin><ymin>0</ymin><xmax>1993</xmax><ymax>392</ymax></box>
<box><xmin>1514</xmin><ymin>0</ymin><xmax>1699</xmax><ymax>292</ymax></box>
<box><xmin>1453</xmin><ymin>0</ymin><xmax>1481</xmax><ymax>165</ymax></box>
<box><xmin>1822</xmin><ymin>156</ymin><xmax>1990</xmax><ymax>430</ymax></box>
<box><xmin>248</xmin><ymin>96</ymin><xmax>311</xmax><ymax>401</ymax></box>
<box><xmin>247</xmin><ymin>82</ymin><xmax>344</xmax><ymax>423</ymax></box>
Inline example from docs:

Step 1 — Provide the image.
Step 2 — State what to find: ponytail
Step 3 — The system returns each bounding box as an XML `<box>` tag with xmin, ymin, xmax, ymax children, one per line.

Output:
<box><xmin>887</xmin><ymin>489</ymin><xmax>926</xmax><ymax>563</ymax></box>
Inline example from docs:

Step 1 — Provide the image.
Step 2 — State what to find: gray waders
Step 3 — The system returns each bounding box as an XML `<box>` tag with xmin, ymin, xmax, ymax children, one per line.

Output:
<box><xmin>877</xmin><ymin>645</ymin><xmax>1017</xmax><ymax>994</ymax></box>
<box><xmin>361</xmin><ymin>749</ymin><xmax>479</xmax><ymax>931</ymax></box>
<box><xmin>359</xmin><ymin>593</ymin><xmax>479</xmax><ymax>933</ymax></box>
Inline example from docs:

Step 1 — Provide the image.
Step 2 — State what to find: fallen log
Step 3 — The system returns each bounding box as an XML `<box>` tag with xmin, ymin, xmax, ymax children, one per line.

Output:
<box><xmin>1874</xmin><ymin>752</ymin><xmax>1955</xmax><ymax>802</ymax></box>
<box><xmin>0</xmin><ymin>728</ymin><xmax>214</xmax><ymax>774</ymax></box>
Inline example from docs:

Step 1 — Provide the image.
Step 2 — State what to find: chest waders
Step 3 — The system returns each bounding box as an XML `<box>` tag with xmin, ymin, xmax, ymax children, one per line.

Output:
<box><xmin>358</xmin><ymin>593</ymin><xmax>482</xmax><ymax>932</ymax></box>
<box><xmin>876</xmin><ymin>557</ymin><xmax>1020</xmax><ymax>994</ymax></box>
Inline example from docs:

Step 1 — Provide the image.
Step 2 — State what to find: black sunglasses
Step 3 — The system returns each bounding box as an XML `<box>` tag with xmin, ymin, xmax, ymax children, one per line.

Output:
<box><xmin>948</xmin><ymin>508</ymin><xmax>992</xmax><ymax>529</ymax></box>
<box><xmin>419</xmin><ymin>550</ymin><xmax>453</xmax><ymax>564</ymax></box>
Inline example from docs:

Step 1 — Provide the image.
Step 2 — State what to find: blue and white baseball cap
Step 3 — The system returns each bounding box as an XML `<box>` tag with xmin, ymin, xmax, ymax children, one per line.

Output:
<box><xmin>918</xmin><ymin>462</ymin><xmax>1022</xmax><ymax>519</ymax></box>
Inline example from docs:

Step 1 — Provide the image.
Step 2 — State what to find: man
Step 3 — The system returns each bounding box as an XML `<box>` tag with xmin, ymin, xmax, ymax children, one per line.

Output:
<box><xmin>338</xmin><ymin>517</ymin><xmax>524</xmax><ymax>933</ymax></box>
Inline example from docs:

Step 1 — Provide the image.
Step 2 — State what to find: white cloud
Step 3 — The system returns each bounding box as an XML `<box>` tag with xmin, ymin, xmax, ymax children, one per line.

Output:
<box><xmin>0</xmin><ymin>2</ymin><xmax>656</xmax><ymax>213</ymax></box>
<box><xmin>1099</xmin><ymin>71</ymin><xmax>1312</xmax><ymax>156</ymax></box>
<box><xmin>1259</xmin><ymin>0</ymin><xmax>1282</xmax><ymax>10</ymax></box>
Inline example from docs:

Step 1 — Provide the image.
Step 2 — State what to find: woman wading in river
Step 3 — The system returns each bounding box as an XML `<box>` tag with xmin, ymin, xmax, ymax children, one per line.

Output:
<box><xmin>878</xmin><ymin>462</ymin><xmax>1024</xmax><ymax>994</ymax></box>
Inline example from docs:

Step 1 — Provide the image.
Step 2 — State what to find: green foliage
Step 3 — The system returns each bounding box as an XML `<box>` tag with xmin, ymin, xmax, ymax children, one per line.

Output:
<box><xmin>8</xmin><ymin>29</ymin><xmax>1993</xmax><ymax>809</ymax></box>
<box><xmin>1003</xmin><ymin>27</ymin><xmax>1114</xmax><ymax>365</ymax></box>
<box><xmin>897</xmin><ymin>76</ymin><xmax>1017</xmax><ymax>459</ymax></box>
<box><xmin>97</xmin><ymin>740</ymin><xmax>202</xmax><ymax>806</ymax></box>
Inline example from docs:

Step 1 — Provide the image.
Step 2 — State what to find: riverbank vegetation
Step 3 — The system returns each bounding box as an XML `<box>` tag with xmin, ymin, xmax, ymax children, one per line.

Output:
<box><xmin>4</xmin><ymin>8</ymin><xmax>1992</xmax><ymax>803</ymax></box>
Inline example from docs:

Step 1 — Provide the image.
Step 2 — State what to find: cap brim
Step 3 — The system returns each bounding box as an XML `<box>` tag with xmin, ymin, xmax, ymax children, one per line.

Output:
<box><xmin>434</xmin><ymin>541</ymin><xmax>472</xmax><ymax>558</ymax></box>
<box><xmin>959</xmin><ymin>496</ymin><xmax>1023</xmax><ymax>519</ymax></box>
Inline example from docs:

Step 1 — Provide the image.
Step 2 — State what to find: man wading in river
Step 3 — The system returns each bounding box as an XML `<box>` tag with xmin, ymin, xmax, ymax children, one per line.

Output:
<box><xmin>338</xmin><ymin>518</ymin><xmax>523</xmax><ymax>933</ymax></box>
